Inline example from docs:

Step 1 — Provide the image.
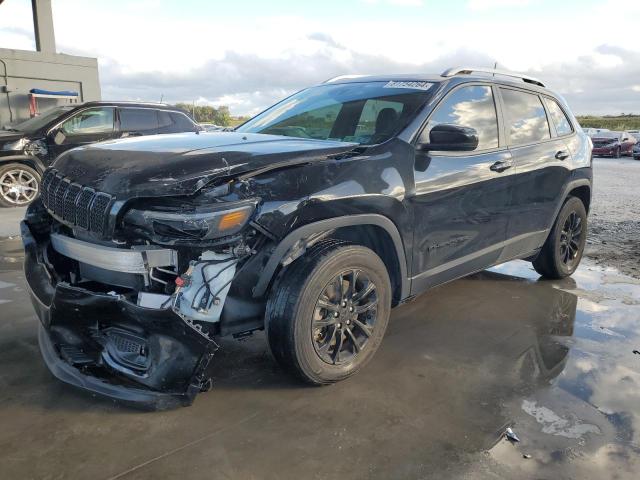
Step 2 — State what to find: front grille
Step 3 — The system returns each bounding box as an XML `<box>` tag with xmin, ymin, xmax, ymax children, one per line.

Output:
<box><xmin>41</xmin><ymin>169</ymin><xmax>114</xmax><ymax>236</ymax></box>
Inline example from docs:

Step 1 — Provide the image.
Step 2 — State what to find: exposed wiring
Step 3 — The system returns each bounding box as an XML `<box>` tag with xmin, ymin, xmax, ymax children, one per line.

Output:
<box><xmin>190</xmin><ymin>257</ymin><xmax>243</xmax><ymax>310</ymax></box>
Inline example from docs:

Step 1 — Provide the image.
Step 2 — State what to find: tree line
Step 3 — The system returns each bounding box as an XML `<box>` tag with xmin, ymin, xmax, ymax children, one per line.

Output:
<box><xmin>173</xmin><ymin>104</ymin><xmax>250</xmax><ymax>126</ymax></box>
<box><xmin>577</xmin><ymin>115</ymin><xmax>640</xmax><ymax>131</ymax></box>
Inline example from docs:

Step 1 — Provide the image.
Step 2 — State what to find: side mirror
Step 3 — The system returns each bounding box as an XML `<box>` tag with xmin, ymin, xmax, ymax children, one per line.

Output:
<box><xmin>417</xmin><ymin>124</ymin><xmax>479</xmax><ymax>152</ymax></box>
<box><xmin>50</xmin><ymin>129</ymin><xmax>66</xmax><ymax>145</ymax></box>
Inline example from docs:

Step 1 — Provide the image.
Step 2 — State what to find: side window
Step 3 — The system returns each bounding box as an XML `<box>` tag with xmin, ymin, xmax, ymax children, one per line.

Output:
<box><xmin>421</xmin><ymin>85</ymin><xmax>499</xmax><ymax>150</ymax></box>
<box><xmin>169</xmin><ymin>112</ymin><xmax>197</xmax><ymax>132</ymax></box>
<box><xmin>544</xmin><ymin>97</ymin><xmax>573</xmax><ymax>136</ymax></box>
<box><xmin>352</xmin><ymin>99</ymin><xmax>403</xmax><ymax>143</ymax></box>
<box><xmin>157</xmin><ymin>111</ymin><xmax>197</xmax><ymax>134</ymax></box>
<box><xmin>501</xmin><ymin>89</ymin><xmax>551</xmax><ymax>145</ymax></box>
<box><xmin>60</xmin><ymin>108</ymin><xmax>114</xmax><ymax>136</ymax></box>
<box><xmin>119</xmin><ymin>108</ymin><xmax>159</xmax><ymax>135</ymax></box>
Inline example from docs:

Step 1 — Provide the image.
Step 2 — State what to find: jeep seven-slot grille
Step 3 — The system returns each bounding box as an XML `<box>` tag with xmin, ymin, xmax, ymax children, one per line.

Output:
<box><xmin>40</xmin><ymin>169</ymin><xmax>114</xmax><ymax>236</ymax></box>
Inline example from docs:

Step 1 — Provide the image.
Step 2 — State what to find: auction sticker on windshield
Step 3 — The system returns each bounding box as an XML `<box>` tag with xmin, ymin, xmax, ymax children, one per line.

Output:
<box><xmin>383</xmin><ymin>81</ymin><xmax>434</xmax><ymax>90</ymax></box>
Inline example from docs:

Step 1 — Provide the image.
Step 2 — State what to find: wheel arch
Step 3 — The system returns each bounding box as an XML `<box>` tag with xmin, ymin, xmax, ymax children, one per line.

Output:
<box><xmin>252</xmin><ymin>214</ymin><xmax>410</xmax><ymax>305</ymax></box>
<box><xmin>0</xmin><ymin>155</ymin><xmax>46</xmax><ymax>175</ymax></box>
<box><xmin>547</xmin><ymin>178</ymin><xmax>591</xmax><ymax>229</ymax></box>
<box><xmin>567</xmin><ymin>184</ymin><xmax>591</xmax><ymax>214</ymax></box>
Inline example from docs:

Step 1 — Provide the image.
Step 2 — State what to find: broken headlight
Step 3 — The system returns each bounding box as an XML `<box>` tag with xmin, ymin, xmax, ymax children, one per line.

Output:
<box><xmin>2</xmin><ymin>137</ymin><xmax>28</xmax><ymax>151</ymax></box>
<box><xmin>124</xmin><ymin>200</ymin><xmax>257</xmax><ymax>241</ymax></box>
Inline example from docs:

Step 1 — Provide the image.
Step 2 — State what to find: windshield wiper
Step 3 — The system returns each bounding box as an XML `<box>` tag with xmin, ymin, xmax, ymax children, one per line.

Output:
<box><xmin>1</xmin><ymin>127</ymin><xmax>20</xmax><ymax>132</ymax></box>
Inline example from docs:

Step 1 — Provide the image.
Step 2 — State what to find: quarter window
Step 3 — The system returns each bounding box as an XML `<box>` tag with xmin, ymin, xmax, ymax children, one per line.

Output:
<box><xmin>544</xmin><ymin>97</ymin><xmax>573</xmax><ymax>136</ymax></box>
<box><xmin>157</xmin><ymin>111</ymin><xmax>198</xmax><ymax>133</ymax></box>
<box><xmin>501</xmin><ymin>89</ymin><xmax>551</xmax><ymax>145</ymax></box>
<box><xmin>422</xmin><ymin>85</ymin><xmax>499</xmax><ymax>150</ymax></box>
<box><xmin>60</xmin><ymin>107</ymin><xmax>114</xmax><ymax>136</ymax></box>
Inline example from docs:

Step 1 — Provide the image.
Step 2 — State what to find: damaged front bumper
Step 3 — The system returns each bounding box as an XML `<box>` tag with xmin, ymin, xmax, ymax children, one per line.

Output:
<box><xmin>22</xmin><ymin>221</ymin><xmax>217</xmax><ymax>410</ymax></box>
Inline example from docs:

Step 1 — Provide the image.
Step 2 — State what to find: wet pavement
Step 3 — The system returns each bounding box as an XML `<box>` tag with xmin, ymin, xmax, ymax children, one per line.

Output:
<box><xmin>1</xmin><ymin>236</ymin><xmax>639</xmax><ymax>480</ymax></box>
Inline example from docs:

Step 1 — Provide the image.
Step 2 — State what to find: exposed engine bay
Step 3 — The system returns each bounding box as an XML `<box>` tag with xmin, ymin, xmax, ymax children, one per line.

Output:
<box><xmin>20</xmin><ymin>130</ymin><xmax>365</xmax><ymax>409</ymax></box>
<box><xmin>23</xmin><ymin>173</ymin><xmax>272</xmax><ymax>408</ymax></box>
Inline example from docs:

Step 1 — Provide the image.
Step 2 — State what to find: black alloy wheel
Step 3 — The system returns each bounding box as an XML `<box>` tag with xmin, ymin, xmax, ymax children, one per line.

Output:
<box><xmin>266</xmin><ymin>241</ymin><xmax>391</xmax><ymax>385</ymax></box>
<box><xmin>533</xmin><ymin>196</ymin><xmax>587</xmax><ymax>279</ymax></box>
<box><xmin>312</xmin><ymin>269</ymin><xmax>379</xmax><ymax>365</ymax></box>
<box><xmin>559</xmin><ymin>211</ymin><xmax>583</xmax><ymax>268</ymax></box>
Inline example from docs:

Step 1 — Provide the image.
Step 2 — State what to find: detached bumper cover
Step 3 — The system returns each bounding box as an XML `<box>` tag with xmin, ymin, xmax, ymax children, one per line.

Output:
<box><xmin>22</xmin><ymin>221</ymin><xmax>216</xmax><ymax>409</ymax></box>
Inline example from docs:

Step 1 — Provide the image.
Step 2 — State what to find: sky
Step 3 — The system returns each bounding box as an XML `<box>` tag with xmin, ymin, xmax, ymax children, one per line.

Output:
<box><xmin>1</xmin><ymin>0</ymin><xmax>639</xmax><ymax>116</ymax></box>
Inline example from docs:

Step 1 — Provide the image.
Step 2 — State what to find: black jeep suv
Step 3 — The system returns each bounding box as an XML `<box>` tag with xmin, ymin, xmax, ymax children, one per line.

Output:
<box><xmin>0</xmin><ymin>101</ymin><xmax>199</xmax><ymax>207</ymax></box>
<box><xmin>22</xmin><ymin>67</ymin><xmax>592</xmax><ymax>408</ymax></box>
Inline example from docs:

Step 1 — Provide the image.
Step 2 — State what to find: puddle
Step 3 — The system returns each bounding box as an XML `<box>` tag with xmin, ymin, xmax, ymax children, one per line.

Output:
<box><xmin>0</xmin><ymin>236</ymin><xmax>24</xmax><ymax>272</ymax></box>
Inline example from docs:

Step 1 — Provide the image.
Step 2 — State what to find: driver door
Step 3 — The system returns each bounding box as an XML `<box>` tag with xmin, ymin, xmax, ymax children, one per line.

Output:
<box><xmin>47</xmin><ymin>107</ymin><xmax>117</xmax><ymax>161</ymax></box>
<box><xmin>410</xmin><ymin>84</ymin><xmax>514</xmax><ymax>293</ymax></box>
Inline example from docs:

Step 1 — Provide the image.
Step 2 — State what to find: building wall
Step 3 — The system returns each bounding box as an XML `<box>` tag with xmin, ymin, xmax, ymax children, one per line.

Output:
<box><xmin>0</xmin><ymin>47</ymin><xmax>101</xmax><ymax>126</ymax></box>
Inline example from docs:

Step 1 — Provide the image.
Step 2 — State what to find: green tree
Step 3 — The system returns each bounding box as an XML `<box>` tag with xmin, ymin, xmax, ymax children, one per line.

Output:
<box><xmin>173</xmin><ymin>103</ymin><xmax>234</xmax><ymax>126</ymax></box>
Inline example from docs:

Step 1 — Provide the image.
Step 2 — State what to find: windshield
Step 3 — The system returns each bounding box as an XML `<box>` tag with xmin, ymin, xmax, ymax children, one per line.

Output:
<box><xmin>5</xmin><ymin>106</ymin><xmax>73</xmax><ymax>132</ymax></box>
<box><xmin>236</xmin><ymin>81</ymin><xmax>435</xmax><ymax>145</ymax></box>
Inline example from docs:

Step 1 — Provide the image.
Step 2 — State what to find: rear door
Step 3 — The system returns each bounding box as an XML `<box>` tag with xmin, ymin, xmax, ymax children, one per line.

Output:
<box><xmin>48</xmin><ymin>107</ymin><xmax>116</xmax><ymax>159</ymax></box>
<box><xmin>410</xmin><ymin>84</ymin><xmax>514</xmax><ymax>292</ymax></box>
<box><xmin>500</xmin><ymin>88</ymin><xmax>573</xmax><ymax>259</ymax></box>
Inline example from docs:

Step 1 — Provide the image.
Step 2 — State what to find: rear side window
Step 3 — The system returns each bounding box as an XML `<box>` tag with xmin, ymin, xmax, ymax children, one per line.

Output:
<box><xmin>500</xmin><ymin>89</ymin><xmax>550</xmax><ymax>145</ymax></box>
<box><xmin>119</xmin><ymin>108</ymin><xmax>158</xmax><ymax>134</ymax></box>
<box><xmin>544</xmin><ymin>98</ymin><xmax>573</xmax><ymax>136</ymax></box>
<box><xmin>422</xmin><ymin>85</ymin><xmax>499</xmax><ymax>150</ymax></box>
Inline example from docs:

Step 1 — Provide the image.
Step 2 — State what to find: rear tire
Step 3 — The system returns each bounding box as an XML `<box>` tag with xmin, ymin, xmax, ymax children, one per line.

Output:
<box><xmin>533</xmin><ymin>196</ymin><xmax>587</xmax><ymax>279</ymax></box>
<box><xmin>265</xmin><ymin>241</ymin><xmax>392</xmax><ymax>385</ymax></box>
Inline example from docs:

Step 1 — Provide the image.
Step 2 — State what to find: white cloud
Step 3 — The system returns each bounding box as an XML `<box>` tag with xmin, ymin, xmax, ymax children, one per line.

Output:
<box><xmin>467</xmin><ymin>0</ymin><xmax>531</xmax><ymax>10</ymax></box>
<box><xmin>360</xmin><ymin>0</ymin><xmax>424</xmax><ymax>5</ymax></box>
<box><xmin>1</xmin><ymin>0</ymin><xmax>639</xmax><ymax>115</ymax></box>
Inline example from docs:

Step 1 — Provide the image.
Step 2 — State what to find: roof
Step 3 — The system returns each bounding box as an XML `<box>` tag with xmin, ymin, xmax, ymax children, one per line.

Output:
<box><xmin>321</xmin><ymin>68</ymin><xmax>553</xmax><ymax>95</ymax></box>
<box><xmin>74</xmin><ymin>100</ymin><xmax>180</xmax><ymax>110</ymax></box>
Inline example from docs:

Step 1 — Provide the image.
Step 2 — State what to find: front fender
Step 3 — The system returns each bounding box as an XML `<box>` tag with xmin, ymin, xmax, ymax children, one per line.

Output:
<box><xmin>0</xmin><ymin>154</ymin><xmax>47</xmax><ymax>174</ymax></box>
<box><xmin>252</xmin><ymin>214</ymin><xmax>410</xmax><ymax>300</ymax></box>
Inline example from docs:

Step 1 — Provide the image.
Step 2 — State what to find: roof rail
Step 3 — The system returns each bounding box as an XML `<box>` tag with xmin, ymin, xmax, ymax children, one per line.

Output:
<box><xmin>441</xmin><ymin>66</ymin><xmax>545</xmax><ymax>88</ymax></box>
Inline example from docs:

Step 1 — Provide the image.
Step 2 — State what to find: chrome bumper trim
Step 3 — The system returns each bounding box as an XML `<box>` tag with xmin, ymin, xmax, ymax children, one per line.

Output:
<box><xmin>50</xmin><ymin>233</ymin><xmax>177</xmax><ymax>275</ymax></box>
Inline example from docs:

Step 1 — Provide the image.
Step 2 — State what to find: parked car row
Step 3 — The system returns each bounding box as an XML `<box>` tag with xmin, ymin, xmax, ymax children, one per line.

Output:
<box><xmin>0</xmin><ymin>102</ymin><xmax>200</xmax><ymax>207</ymax></box>
<box><xmin>587</xmin><ymin>130</ymin><xmax>638</xmax><ymax>158</ymax></box>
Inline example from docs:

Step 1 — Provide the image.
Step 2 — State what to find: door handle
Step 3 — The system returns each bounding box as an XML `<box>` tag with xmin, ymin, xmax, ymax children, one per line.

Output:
<box><xmin>555</xmin><ymin>150</ymin><xmax>570</xmax><ymax>160</ymax></box>
<box><xmin>489</xmin><ymin>160</ymin><xmax>513</xmax><ymax>173</ymax></box>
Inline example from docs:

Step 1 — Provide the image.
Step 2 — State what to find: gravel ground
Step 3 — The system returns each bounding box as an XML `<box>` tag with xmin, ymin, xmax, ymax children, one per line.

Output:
<box><xmin>586</xmin><ymin>157</ymin><xmax>640</xmax><ymax>278</ymax></box>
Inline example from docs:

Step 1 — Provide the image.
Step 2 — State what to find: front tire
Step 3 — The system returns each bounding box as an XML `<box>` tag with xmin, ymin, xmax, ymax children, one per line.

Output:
<box><xmin>0</xmin><ymin>163</ymin><xmax>41</xmax><ymax>207</ymax></box>
<box><xmin>266</xmin><ymin>241</ymin><xmax>392</xmax><ymax>385</ymax></box>
<box><xmin>533</xmin><ymin>196</ymin><xmax>587</xmax><ymax>279</ymax></box>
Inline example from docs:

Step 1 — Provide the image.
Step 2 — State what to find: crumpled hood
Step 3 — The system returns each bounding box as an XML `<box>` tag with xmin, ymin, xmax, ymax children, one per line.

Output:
<box><xmin>51</xmin><ymin>132</ymin><xmax>357</xmax><ymax>199</ymax></box>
